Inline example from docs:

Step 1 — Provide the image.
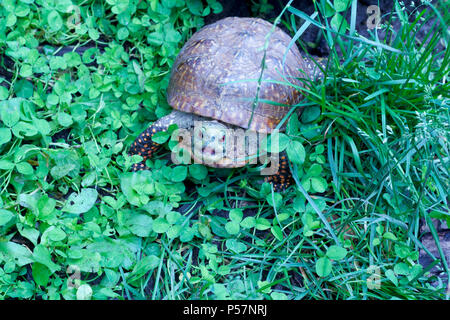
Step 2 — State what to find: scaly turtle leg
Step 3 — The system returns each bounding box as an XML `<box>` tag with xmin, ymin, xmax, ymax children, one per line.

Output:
<box><xmin>129</xmin><ymin>110</ymin><xmax>202</xmax><ymax>171</ymax></box>
<box><xmin>303</xmin><ymin>55</ymin><xmax>327</xmax><ymax>81</ymax></box>
<box><xmin>129</xmin><ymin>123</ymin><xmax>165</xmax><ymax>171</ymax></box>
<box><xmin>263</xmin><ymin>151</ymin><xmax>292</xmax><ymax>191</ymax></box>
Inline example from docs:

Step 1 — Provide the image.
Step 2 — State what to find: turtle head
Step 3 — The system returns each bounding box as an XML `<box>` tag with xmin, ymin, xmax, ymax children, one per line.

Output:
<box><xmin>164</xmin><ymin>111</ymin><xmax>255</xmax><ymax>168</ymax></box>
<box><xmin>193</xmin><ymin>120</ymin><xmax>229</xmax><ymax>164</ymax></box>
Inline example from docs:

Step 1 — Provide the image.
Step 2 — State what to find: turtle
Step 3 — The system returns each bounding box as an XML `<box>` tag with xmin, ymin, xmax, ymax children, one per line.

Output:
<box><xmin>129</xmin><ymin>17</ymin><xmax>323</xmax><ymax>191</ymax></box>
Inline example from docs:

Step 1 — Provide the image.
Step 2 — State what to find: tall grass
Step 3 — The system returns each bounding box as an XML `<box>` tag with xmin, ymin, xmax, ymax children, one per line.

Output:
<box><xmin>285</xmin><ymin>0</ymin><xmax>449</xmax><ymax>298</ymax></box>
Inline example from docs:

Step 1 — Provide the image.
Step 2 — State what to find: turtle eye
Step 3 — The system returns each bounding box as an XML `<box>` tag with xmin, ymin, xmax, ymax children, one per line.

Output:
<box><xmin>199</xmin><ymin>127</ymin><xmax>208</xmax><ymax>140</ymax></box>
<box><xmin>219</xmin><ymin>135</ymin><xmax>225</xmax><ymax>143</ymax></box>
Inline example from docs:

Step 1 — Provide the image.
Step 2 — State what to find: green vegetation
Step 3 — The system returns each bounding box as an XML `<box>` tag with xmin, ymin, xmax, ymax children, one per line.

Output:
<box><xmin>0</xmin><ymin>0</ymin><xmax>448</xmax><ymax>300</ymax></box>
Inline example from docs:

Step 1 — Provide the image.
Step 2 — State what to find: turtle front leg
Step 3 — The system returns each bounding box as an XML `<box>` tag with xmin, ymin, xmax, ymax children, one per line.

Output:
<box><xmin>129</xmin><ymin>110</ymin><xmax>203</xmax><ymax>171</ymax></box>
<box><xmin>304</xmin><ymin>56</ymin><xmax>328</xmax><ymax>81</ymax></box>
<box><xmin>263</xmin><ymin>151</ymin><xmax>292</xmax><ymax>191</ymax></box>
<box><xmin>129</xmin><ymin>122</ymin><xmax>166</xmax><ymax>171</ymax></box>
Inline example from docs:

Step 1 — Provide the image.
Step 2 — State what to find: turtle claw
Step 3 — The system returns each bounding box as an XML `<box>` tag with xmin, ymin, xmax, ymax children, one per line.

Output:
<box><xmin>263</xmin><ymin>152</ymin><xmax>292</xmax><ymax>191</ymax></box>
<box><xmin>131</xmin><ymin>162</ymin><xmax>150</xmax><ymax>172</ymax></box>
<box><xmin>264</xmin><ymin>175</ymin><xmax>292</xmax><ymax>192</ymax></box>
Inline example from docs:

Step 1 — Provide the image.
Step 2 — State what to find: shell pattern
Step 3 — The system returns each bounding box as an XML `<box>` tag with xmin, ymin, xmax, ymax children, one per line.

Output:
<box><xmin>167</xmin><ymin>17</ymin><xmax>310</xmax><ymax>133</ymax></box>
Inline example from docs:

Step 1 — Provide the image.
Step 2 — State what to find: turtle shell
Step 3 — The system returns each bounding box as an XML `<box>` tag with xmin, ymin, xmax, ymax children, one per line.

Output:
<box><xmin>167</xmin><ymin>17</ymin><xmax>309</xmax><ymax>133</ymax></box>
